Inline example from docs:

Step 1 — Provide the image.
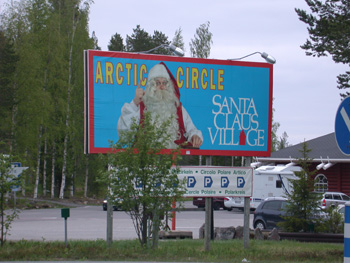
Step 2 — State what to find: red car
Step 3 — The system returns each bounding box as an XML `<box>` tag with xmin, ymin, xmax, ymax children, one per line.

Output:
<box><xmin>193</xmin><ymin>197</ymin><xmax>225</xmax><ymax>210</ymax></box>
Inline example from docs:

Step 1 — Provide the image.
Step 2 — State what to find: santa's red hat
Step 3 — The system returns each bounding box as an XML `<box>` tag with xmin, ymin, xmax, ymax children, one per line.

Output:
<box><xmin>147</xmin><ymin>62</ymin><xmax>180</xmax><ymax>101</ymax></box>
<box><xmin>141</xmin><ymin>62</ymin><xmax>190</xmax><ymax>148</ymax></box>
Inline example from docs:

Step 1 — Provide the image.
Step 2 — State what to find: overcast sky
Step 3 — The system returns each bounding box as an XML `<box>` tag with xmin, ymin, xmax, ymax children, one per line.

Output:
<box><xmin>87</xmin><ymin>0</ymin><xmax>348</xmax><ymax>146</ymax></box>
<box><xmin>1</xmin><ymin>0</ymin><xmax>348</xmax><ymax>146</ymax></box>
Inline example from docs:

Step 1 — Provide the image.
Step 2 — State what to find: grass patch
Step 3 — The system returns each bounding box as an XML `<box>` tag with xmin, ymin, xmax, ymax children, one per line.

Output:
<box><xmin>0</xmin><ymin>239</ymin><xmax>343</xmax><ymax>262</ymax></box>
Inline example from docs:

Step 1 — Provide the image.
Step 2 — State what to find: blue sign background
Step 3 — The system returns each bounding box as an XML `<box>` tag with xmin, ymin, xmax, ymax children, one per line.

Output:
<box><xmin>86</xmin><ymin>51</ymin><xmax>273</xmax><ymax>156</ymax></box>
<box><xmin>335</xmin><ymin>96</ymin><xmax>350</xmax><ymax>155</ymax></box>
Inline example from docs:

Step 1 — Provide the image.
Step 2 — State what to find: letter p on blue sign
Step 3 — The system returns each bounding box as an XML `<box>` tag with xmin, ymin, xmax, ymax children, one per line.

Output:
<box><xmin>221</xmin><ymin>177</ymin><xmax>229</xmax><ymax>188</ymax></box>
<box><xmin>204</xmin><ymin>176</ymin><xmax>213</xmax><ymax>188</ymax></box>
<box><xmin>187</xmin><ymin>176</ymin><xmax>196</xmax><ymax>188</ymax></box>
<box><xmin>237</xmin><ymin>177</ymin><xmax>245</xmax><ymax>188</ymax></box>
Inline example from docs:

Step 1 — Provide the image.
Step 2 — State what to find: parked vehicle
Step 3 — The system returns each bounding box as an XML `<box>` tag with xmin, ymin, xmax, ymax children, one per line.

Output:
<box><xmin>102</xmin><ymin>197</ymin><xmax>122</xmax><ymax>211</ymax></box>
<box><xmin>335</xmin><ymin>201</ymin><xmax>350</xmax><ymax>216</ymax></box>
<box><xmin>193</xmin><ymin>197</ymin><xmax>225</xmax><ymax>210</ymax></box>
<box><xmin>253</xmin><ymin>197</ymin><xmax>327</xmax><ymax>230</ymax></box>
<box><xmin>253</xmin><ymin>197</ymin><xmax>287</xmax><ymax>230</ymax></box>
<box><xmin>224</xmin><ymin>165</ymin><xmax>301</xmax><ymax>211</ymax></box>
<box><xmin>320</xmin><ymin>192</ymin><xmax>350</xmax><ymax>209</ymax></box>
<box><xmin>224</xmin><ymin>196</ymin><xmax>263</xmax><ymax>211</ymax></box>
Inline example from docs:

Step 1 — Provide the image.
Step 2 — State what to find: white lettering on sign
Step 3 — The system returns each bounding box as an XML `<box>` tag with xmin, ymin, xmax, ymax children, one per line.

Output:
<box><xmin>178</xmin><ymin>166</ymin><xmax>253</xmax><ymax>197</ymax></box>
<box><xmin>208</xmin><ymin>95</ymin><xmax>265</xmax><ymax>147</ymax></box>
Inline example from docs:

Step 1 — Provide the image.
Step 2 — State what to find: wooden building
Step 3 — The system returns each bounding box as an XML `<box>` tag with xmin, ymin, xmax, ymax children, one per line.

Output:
<box><xmin>256</xmin><ymin>133</ymin><xmax>350</xmax><ymax>195</ymax></box>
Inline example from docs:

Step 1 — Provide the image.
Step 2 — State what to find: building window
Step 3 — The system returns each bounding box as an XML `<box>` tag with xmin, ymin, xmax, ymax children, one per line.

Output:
<box><xmin>276</xmin><ymin>180</ymin><xmax>282</xmax><ymax>188</ymax></box>
<box><xmin>314</xmin><ymin>174</ymin><xmax>328</xmax><ymax>193</ymax></box>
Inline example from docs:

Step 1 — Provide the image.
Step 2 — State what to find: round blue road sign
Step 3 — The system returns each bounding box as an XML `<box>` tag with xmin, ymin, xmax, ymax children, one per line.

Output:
<box><xmin>335</xmin><ymin>96</ymin><xmax>350</xmax><ymax>155</ymax></box>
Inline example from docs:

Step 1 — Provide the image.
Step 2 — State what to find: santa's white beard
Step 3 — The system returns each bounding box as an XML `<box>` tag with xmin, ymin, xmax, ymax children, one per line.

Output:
<box><xmin>143</xmin><ymin>84</ymin><xmax>180</xmax><ymax>148</ymax></box>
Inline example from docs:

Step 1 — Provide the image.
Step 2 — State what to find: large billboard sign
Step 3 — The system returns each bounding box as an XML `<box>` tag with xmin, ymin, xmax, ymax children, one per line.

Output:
<box><xmin>84</xmin><ymin>50</ymin><xmax>273</xmax><ymax>156</ymax></box>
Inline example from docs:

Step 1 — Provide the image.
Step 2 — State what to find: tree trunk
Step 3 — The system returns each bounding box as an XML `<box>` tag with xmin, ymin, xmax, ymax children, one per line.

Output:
<box><xmin>1</xmin><ymin>190</ymin><xmax>4</xmax><ymax>246</ymax></box>
<box><xmin>59</xmin><ymin>134</ymin><xmax>67</xmax><ymax>199</ymax></box>
<box><xmin>33</xmin><ymin>125</ymin><xmax>43</xmax><ymax>199</ymax></box>
<box><xmin>51</xmin><ymin>140</ymin><xmax>55</xmax><ymax>199</ymax></box>
<box><xmin>84</xmin><ymin>154</ymin><xmax>89</xmax><ymax>198</ymax></box>
<box><xmin>21</xmin><ymin>150</ymin><xmax>28</xmax><ymax>197</ymax></box>
<box><xmin>141</xmin><ymin>206</ymin><xmax>148</xmax><ymax>247</ymax></box>
<box><xmin>10</xmin><ymin>103</ymin><xmax>17</xmax><ymax>153</ymax></box>
<box><xmin>59</xmin><ymin>7</ymin><xmax>78</xmax><ymax>199</ymax></box>
<box><xmin>152</xmin><ymin>207</ymin><xmax>160</xmax><ymax>249</ymax></box>
<box><xmin>42</xmin><ymin>133</ymin><xmax>47</xmax><ymax>197</ymax></box>
<box><xmin>70</xmin><ymin>171</ymin><xmax>74</xmax><ymax>197</ymax></box>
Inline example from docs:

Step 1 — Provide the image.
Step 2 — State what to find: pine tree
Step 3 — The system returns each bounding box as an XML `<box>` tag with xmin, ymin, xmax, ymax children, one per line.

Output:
<box><xmin>296</xmin><ymin>0</ymin><xmax>350</xmax><ymax>97</ymax></box>
<box><xmin>108</xmin><ymin>32</ymin><xmax>124</xmax><ymax>51</ymax></box>
<box><xmin>280</xmin><ymin>142</ymin><xmax>322</xmax><ymax>232</ymax></box>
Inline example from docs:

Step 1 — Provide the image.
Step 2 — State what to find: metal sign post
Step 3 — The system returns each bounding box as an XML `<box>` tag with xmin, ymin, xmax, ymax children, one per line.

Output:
<box><xmin>243</xmin><ymin>157</ymin><xmax>251</xmax><ymax>249</ymax></box>
<box><xmin>61</xmin><ymin>208</ymin><xmax>70</xmax><ymax>247</ymax></box>
<box><xmin>204</xmin><ymin>156</ymin><xmax>213</xmax><ymax>251</ymax></box>
<box><xmin>344</xmin><ymin>203</ymin><xmax>350</xmax><ymax>263</ymax></box>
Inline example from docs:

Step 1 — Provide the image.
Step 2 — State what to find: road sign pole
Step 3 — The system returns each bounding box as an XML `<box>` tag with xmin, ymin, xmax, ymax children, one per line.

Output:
<box><xmin>204</xmin><ymin>156</ymin><xmax>213</xmax><ymax>251</ymax></box>
<box><xmin>243</xmin><ymin>157</ymin><xmax>251</xmax><ymax>249</ymax></box>
<box><xmin>106</xmin><ymin>166</ymin><xmax>113</xmax><ymax>247</ymax></box>
<box><xmin>61</xmin><ymin>208</ymin><xmax>70</xmax><ymax>248</ymax></box>
<box><xmin>204</xmin><ymin>196</ymin><xmax>212</xmax><ymax>252</ymax></box>
<box><xmin>64</xmin><ymin>218</ymin><xmax>68</xmax><ymax>247</ymax></box>
<box><xmin>171</xmin><ymin>199</ymin><xmax>176</xmax><ymax>230</ymax></box>
<box><xmin>344</xmin><ymin>203</ymin><xmax>350</xmax><ymax>263</ymax></box>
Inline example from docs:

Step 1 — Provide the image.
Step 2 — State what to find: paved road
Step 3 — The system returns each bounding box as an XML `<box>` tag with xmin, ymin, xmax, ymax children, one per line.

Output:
<box><xmin>8</xmin><ymin>202</ymin><xmax>254</xmax><ymax>242</ymax></box>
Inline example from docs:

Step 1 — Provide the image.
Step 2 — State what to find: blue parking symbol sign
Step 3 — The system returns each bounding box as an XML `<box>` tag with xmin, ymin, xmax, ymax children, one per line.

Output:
<box><xmin>335</xmin><ymin>96</ymin><xmax>350</xmax><ymax>155</ymax></box>
<box><xmin>237</xmin><ymin>177</ymin><xmax>245</xmax><ymax>188</ymax></box>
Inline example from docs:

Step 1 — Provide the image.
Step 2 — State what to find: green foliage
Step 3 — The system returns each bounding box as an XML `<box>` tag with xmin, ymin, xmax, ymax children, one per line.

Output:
<box><xmin>108</xmin><ymin>32</ymin><xmax>124</xmax><ymax>51</ymax></box>
<box><xmin>279</xmin><ymin>142</ymin><xmax>323</xmax><ymax>232</ymax></box>
<box><xmin>101</xmin><ymin>112</ymin><xmax>186</xmax><ymax>248</ymax></box>
<box><xmin>125</xmin><ymin>25</ymin><xmax>171</xmax><ymax>54</ymax></box>
<box><xmin>0</xmin><ymin>239</ymin><xmax>343</xmax><ymax>262</ymax></box>
<box><xmin>0</xmin><ymin>152</ymin><xmax>22</xmax><ymax>246</ymax></box>
<box><xmin>0</xmin><ymin>0</ymin><xmax>99</xmax><ymax>199</ymax></box>
<box><xmin>296</xmin><ymin>0</ymin><xmax>350</xmax><ymax>97</ymax></box>
<box><xmin>0</xmin><ymin>30</ymin><xmax>18</xmax><ymax>149</ymax></box>
<box><xmin>190</xmin><ymin>21</ymin><xmax>213</xmax><ymax>59</ymax></box>
<box><xmin>172</xmin><ymin>27</ymin><xmax>185</xmax><ymax>54</ymax></box>
<box><xmin>126</xmin><ymin>25</ymin><xmax>152</xmax><ymax>52</ymax></box>
<box><xmin>318</xmin><ymin>206</ymin><xmax>344</xmax><ymax>233</ymax></box>
<box><xmin>91</xmin><ymin>31</ymin><xmax>101</xmax><ymax>50</ymax></box>
<box><xmin>109</xmin><ymin>25</ymin><xmax>186</xmax><ymax>56</ymax></box>
<box><xmin>278</xmin><ymin>132</ymin><xmax>290</xmax><ymax>150</ymax></box>
<box><xmin>271</xmin><ymin>103</ymin><xmax>290</xmax><ymax>152</ymax></box>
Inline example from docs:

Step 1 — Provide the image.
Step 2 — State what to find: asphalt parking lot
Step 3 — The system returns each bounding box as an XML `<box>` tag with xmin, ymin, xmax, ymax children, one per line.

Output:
<box><xmin>8</xmin><ymin>201</ymin><xmax>253</xmax><ymax>241</ymax></box>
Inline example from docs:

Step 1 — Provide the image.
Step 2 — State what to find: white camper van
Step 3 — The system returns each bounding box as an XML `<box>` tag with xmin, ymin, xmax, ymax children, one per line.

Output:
<box><xmin>224</xmin><ymin>164</ymin><xmax>301</xmax><ymax>211</ymax></box>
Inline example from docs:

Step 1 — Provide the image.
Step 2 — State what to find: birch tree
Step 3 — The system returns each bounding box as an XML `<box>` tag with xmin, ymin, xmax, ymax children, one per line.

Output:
<box><xmin>190</xmin><ymin>21</ymin><xmax>213</xmax><ymax>59</ymax></box>
<box><xmin>172</xmin><ymin>27</ymin><xmax>185</xmax><ymax>55</ymax></box>
<box><xmin>103</xmin><ymin>112</ymin><xmax>186</xmax><ymax>248</ymax></box>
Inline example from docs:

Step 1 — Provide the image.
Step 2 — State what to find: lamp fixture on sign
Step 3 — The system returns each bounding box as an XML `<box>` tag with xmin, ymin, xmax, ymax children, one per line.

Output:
<box><xmin>228</xmin><ymin>51</ymin><xmax>276</xmax><ymax>64</ymax></box>
<box><xmin>140</xmin><ymin>44</ymin><xmax>184</xmax><ymax>57</ymax></box>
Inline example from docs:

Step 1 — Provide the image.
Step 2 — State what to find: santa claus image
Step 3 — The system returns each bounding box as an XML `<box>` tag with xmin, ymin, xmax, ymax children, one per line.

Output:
<box><xmin>117</xmin><ymin>62</ymin><xmax>203</xmax><ymax>149</ymax></box>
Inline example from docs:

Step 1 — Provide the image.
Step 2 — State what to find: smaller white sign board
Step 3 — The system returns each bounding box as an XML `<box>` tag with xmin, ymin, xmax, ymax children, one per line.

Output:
<box><xmin>178</xmin><ymin>166</ymin><xmax>253</xmax><ymax>197</ymax></box>
<box><xmin>8</xmin><ymin>167</ymin><xmax>28</xmax><ymax>192</ymax></box>
<box><xmin>9</xmin><ymin>167</ymin><xmax>28</xmax><ymax>177</ymax></box>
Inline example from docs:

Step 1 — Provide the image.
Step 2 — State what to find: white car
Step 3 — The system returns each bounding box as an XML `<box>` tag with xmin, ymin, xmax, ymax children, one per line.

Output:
<box><xmin>335</xmin><ymin>201</ymin><xmax>350</xmax><ymax>216</ymax></box>
<box><xmin>320</xmin><ymin>192</ymin><xmax>350</xmax><ymax>209</ymax></box>
<box><xmin>224</xmin><ymin>196</ymin><xmax>263</xmax><ymax>211</ymax></box>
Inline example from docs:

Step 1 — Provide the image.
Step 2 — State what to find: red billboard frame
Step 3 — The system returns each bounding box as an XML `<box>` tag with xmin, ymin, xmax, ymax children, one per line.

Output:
<box><xmin>84</xmin><ymin>50</ymin><xmax>273</xmax><ymax>156</ymax></box>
